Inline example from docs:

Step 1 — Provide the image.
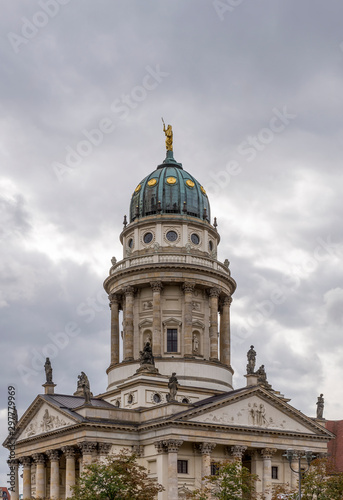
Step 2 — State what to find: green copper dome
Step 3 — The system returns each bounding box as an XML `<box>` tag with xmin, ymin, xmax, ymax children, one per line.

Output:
<box><xmin>129</xmin><ymin>152</ymin><xmax>210</xmax><ymax>223</ymax></box>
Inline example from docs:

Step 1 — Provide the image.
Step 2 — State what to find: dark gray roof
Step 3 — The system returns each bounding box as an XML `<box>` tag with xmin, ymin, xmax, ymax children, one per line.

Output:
<box><xmin>42</xmin><ymin>394</ymin><xmax>116</xmax><ymax>410</ymax></box>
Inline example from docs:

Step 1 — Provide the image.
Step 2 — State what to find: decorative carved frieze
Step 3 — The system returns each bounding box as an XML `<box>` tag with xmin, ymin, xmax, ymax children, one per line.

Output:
<box><xmin>46</xmin><ymin>449</ymin><xmax>60</xmax><ymax>462</ymax></box>
<box><xmin>98</xmin><ymin>443</ymin><xmax>112</xmax><ymax>455</ymax></box>
<box><xmin>150</xmin><ymin>281</ymin><xmax>163</xmax><ymax>293</ymax></box>
<box><xmin>32</xmin><ymin>453</ymin><xmax>45</xmax><ymax>465</ymax></box>
<box><xmin>61</xmin><ymin>446</ymin><xmax>76</xmax><ymax>459</ymax></box>
<box><xmin>261</xmin><ymin>448</ymin><xmax>277</xmax><ymax>459</ymax></box>
<box><xmin>79</xmin><ymin>441</ymin><xmax>97</xmax><ymax>455</ymax></box>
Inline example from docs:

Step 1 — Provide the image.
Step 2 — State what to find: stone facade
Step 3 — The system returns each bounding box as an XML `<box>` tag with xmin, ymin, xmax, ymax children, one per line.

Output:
<box><xmin>3</xmin><ymin>148</ymin><xmax>334</xmax><ymax>499</ymax></box>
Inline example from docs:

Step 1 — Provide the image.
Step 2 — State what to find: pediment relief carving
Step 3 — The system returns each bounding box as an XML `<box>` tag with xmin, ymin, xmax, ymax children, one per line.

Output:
<box><xmin>189</xmin><ymin>396</ymin><xmax>315</xmax><ymax>434</ymax></box>
<box><xmin>138</xmin><ymin>318</ymin><xmax>153</xmax><ymax>328</ymax></box>
<box><xmin>18</xmin><ymin>404</ymin><xmax>75</xmax><ymax>441</ymax></box>
<box><xmin>162</xmin><ymin>317</ymin><xmax>182</xmax><ymax>326</ymax></box>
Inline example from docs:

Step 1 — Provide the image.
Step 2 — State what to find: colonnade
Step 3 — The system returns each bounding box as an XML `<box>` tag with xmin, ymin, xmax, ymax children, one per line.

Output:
<box><xmin>109</xmin><ymin>283</ymin><xmax>232</xmax><ymax>367</ymax></box>
<box><xmin>10</xmin><ymin>441</ymin><xmax>111</xmax><ymax>500</ymax></box>
<box><xmin>153</xmin><ymin>440</ymin><xmax>278</xmax><ymax>500</ymax></box>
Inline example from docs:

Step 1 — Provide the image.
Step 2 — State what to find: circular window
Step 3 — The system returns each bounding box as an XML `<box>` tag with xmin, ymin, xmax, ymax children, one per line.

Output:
<box><xmin>186</xmin><ymin>179</ymin><xmax>195</xmax><ymax>188</ymax></box>
<box><xmin>148</xmin><ymin>178</ymin><xmax>157</xmax><ymax>187</ymax></box>
<box><xmin>209</xmin><ymin>240</ymin><xmax>213</xmax><ymax>251</ymax></box>
<box><xmin>143</xmin><ymin>232</ymin><xmax>153</xmax><ymax>244</ymax></box>
<box><xmin>128</xmin><ymin>238</ymin><xmax>133</xmax><ymax>248</ymax></box>
<box><xmin>127</xmin><ymin>394</ymin><xmax>133</xmax><ymax>404</ymax></box>
<box><xmin>166</xmin><ymin>230</ymin><xmax>178</xmax><ymax>242</ymax></box>
<box><xmin>191</xmin><ymin>233</ymin><xmax>200</xmax><ymax>245</ymax></box>
<box><xmin>182</xmin><ymin>398</ymin><xmax>189</xmax><ymax>404</ymax></box>
<box><xmin>153</xmin><ymin>393</ymin><xmax>161</xmax><ymax>403</ymax></box>
<box><xmin>166</xmin><ymin>176</ymin><xmax>177</xmax><ymax>185</ymax></box>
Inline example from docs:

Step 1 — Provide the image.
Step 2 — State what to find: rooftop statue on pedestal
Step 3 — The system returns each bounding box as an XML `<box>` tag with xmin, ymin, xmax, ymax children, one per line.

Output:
<box><xmin>246</xmin><ymin>345</ymin><xmax>256</xmax><ymax>374</ymax></box>
<box><xmin>316</xmin><ymin>394</ymin><xmax>324</xmax><ymax>419</ymax></box>
<box><xmin>162</xmin><ymin>117</ymin><xmax>173</xmax><ymax>151</ymax></box>
<box><xmin>44</xmin><ymin>357</ymin><xmax>53</xmax><ymax>384</ymax></box>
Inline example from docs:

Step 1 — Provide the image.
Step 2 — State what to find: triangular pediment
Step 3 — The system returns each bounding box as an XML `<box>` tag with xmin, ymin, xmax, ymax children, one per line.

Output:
<box><xmin>15</xmin><ymin>398</ymin><xmax>79</xmax><ymax>442</ymax></box>
<box><xmin>177</xmin><ymin>387</ymin><xmax>329</xmax><ymax>436</ymax></box>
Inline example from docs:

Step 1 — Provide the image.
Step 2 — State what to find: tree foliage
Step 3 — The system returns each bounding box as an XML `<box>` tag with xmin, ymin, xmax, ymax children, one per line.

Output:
<box><xmin>188</xmin><ymin>459</ymin><xmax>261</xmax><ymax>500</ymax></box>
<box><xmin>70</xmin><ymin>449</ymin><xmax>164</xmax><ymax>500</ymax></box>
<box><xmin>271</xmin><ymin>457</ymin><xmax>343</xmax><ymax>500</ymax></box>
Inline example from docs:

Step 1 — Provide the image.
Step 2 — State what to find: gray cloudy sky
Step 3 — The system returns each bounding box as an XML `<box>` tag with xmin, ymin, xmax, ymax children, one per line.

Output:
<box><xmin>1</xmin><ymin>0</ymin><xmax>343</xmax><ymax>485</ymax></box>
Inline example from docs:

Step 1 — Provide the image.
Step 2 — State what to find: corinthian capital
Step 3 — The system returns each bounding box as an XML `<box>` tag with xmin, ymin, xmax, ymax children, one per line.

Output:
<box><xmin>61</xmin><ymin>446</ymin><xmax>76</xmax><ymax>459</ymax></box>
<box><xmin>209</xmin><ymin>287</ymin><xmax>221</xmax><ymax>298</ymax></box>
<box><xmin>163</xmin><ymin>439</ymin><xmax>183</xmax><ymax>453</ymax></box>
<box><xmin>123</xmin><ymin>286</ymin><xmax>136</xmax><ymax>297</ymax></box>
<box><xmin>46</xmin><ymin>449</ymin><xmax>60</xmax><ymax>462</ymax></box>
<box><xmin>182</xmin><ymin>282</ymin><xmax>195</xmax><ymax>294</ymax></box>
<box><xmin>79</xmin><ymin>441</ymin><xmax>97</xmax><ymax>455</ymax></box>
<box><xmin>261</xmin><ymin>448</ymin><xmax>277</xmax><ymax>459</ymax></box>
<box><xmin>150</xmin><ymin>281</ymin><xmax>163</xmax><ymax>293</ymax></box>
<box><xmin>32</xmin><ymin>453</ymin><xmax>45</xmax><ymax>465</ymax></box>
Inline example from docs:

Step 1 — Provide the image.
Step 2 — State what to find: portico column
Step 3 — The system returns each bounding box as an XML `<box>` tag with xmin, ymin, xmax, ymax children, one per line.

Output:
<box><xmin>151</xmin><ymin>282</ymin><xmax>163</xmax><ymax>357</ymax></box>
<box><xmin>62</xmin><ymin>446</ymin><xmax>76</xmax><ymax>499</ymax></box>
<box><xmin>220</xmin><ymin>295</ymin><xmax>232</xmax><ymax>367</ymax></box>
<box><xmin>79</xmin><ymin>441</ymin><xmax>97</xmax><ymax>467</ymax></box>
<box><xmin>7</xmin><ymin>459</ymin><xmax>19</xmax><ymax>500</ymax></box>
<box><xmin>123</xmin><ymin>286</ymin><xmax>135</xmax><ymax>361</ymax></box>
<box><xmin>109</xmin><ymin>293</ymin><xmax>120</xmax><ymax>365</ymax></box>
<box><xmin>21</xmin><ymin>457</ymin><xmax>31</xmax><ymax>500</ymax></box>
<box><xmin>98</xmin><ymin>443</ymin><xmax>112</xmax><ymax>463</ymax></box>
<box><xmin>154</xmin><ymin>441</ymin><xmax>167</xmax><ymax>500</ymax></box>
<box><xmin>261</xmin><ymin>448</ymin><xmax>277</xmax><ymax>500</ymax></box>
<box><xmin>46</xmin><ymin>450</ymin><xmax>60</xmax><ymax>500</ymax></box>
<box><xmin>164</xmin><ymin>439</ymin><xmax>183</xmax><ymax>500</ymax></box>
<box><xmin>32</xmin><ymin>454</ymin><xmax>45</xmax><ymax>499</ymax></box>
<box><xmin>183</xmin><ymin>282</ymin><xmax>195</xmax><ymax>357</ymax></box>
<box><xmin>199</xmin><ymin>443</ymin><xmax>216</xmax><ymax>484</ymax></box>
<box><xmin>209</xmin><ymin>287</ymin><xmax>220</xmax><ymax>360</ymax></box>
<box><xmin>230</xmin><ymin>445</ymin><xmax>247</xmax><ymax>465</ymax></box>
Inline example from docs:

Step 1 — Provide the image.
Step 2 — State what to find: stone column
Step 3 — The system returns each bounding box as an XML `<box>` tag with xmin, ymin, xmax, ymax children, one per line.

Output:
<box><xmin>164</xmin><ymin>439</ymin><xmax>183</xmax><ymax>500</ymax></box>
<box><xmin>220</xmin><ymin>295</ymin><xmax>232</xmax><ymax>367</ymax></box>
<box><xmin>183</xmin><ymin>282</ymin><xmax>195</xmax><ymax>357</ymax></box>
<box><xmin>199</xmin><ymin>443</ymin><xmax>216</xmax><ymax>484</ymax></box>
<box><xmin>32</xmin><ymin>454</ymin><xmax>45</xmax><ymax>500</ymax></box>
<box><xmin>209</xmin><ymin>288</ymin><xmax>220</xmax><ymax>360</ymax></box>
<box><xmin>79</xmin><ymin>441</ymin><xmax>97</xmax><ymax>467</ymax></box>
<box><xmin>261</xmin><ymin>448</ymin><xmax>277</xmax><ymax>500</ymax></box>
<box><xmin>62</xmin><ymin>446</ymin><xmax>76</xmax><ymax>499</ymax></box>
<box><xmin>109</xmin><ymin>293</ymin><xmax>120</xmax><ymax>365</ymax></box>
<box><xmin>230</xmin><ymin>445</ymin><xmax>247</xmax><ymax>464</ymax></box>
<box><xmin>21</xmin><ymin>457</ymin><xmax>32</xmax><ymax>500</ymax></box>
<box><xmin>8</xmin><ymin>459</ymin><xmax>19</xmax><ymax>500</ymax></box>
<box><xmin>46</xmin><ymin>450</ymin><xmax>60</xmax><ymax>500</ymax></box>
<box><xmin>151</xmin><ymin>281</ymin><xmax>163</xmax><ymax>357</ymax></box>
<box><xmin>123</xmin><ymin>286</ymin><xmax>135</xmax><ymax>361</ymax></box>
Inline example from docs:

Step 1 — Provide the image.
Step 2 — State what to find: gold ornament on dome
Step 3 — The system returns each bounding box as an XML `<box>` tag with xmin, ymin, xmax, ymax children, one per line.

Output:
<box><xmin>186</xmin><ymin>179</ymin><xmax>195</xmax><ymax>188</ymax></box>
<box><xmin>200</xmin><ymin>185</ymin><xmax>207</xmax><ymax>194</ymax></box>
<box><xmin>148</xmin><ymin>178</ymin><xmax>157</xmax><ymax>187</ymax></box>
<box><xmin>135</xmin><ymin>184</ymin><xmax>142</xmax><ymax>193</ymax></box>
<box><xmin>166</xmin><ymin>176</ymin><xmax>177</xmax><ymax>185</ymax></box>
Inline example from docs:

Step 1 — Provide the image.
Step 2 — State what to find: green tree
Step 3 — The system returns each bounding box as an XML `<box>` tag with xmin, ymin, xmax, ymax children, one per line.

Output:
<box><xmin>70</xmin><ymin>449</ymin><xmax>164</xmax><ymax>500</ymax></box>
<box><xmin>188</xmin><ymin>459</ymin><xmax>261</xmax><ymax>500</ymax></box>
<box><xmin>271</xmin><ymin>457</ymin><xmax>343</xmax><ymax>500</ymax></box>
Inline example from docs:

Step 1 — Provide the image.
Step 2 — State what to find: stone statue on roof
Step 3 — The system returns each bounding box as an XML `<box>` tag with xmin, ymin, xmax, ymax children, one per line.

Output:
<box><xmin>44</xmin><ymin>357</ymin><xmax>53</xmax><ymax>384</ymax></box>
<box><xmin>246</xmin><ymin>345</ymin><xmax>256</xmax><ymax>374</ymax></box>
<box><xmin>166</xmin><ymin>372</ymin><xmax>178</xmax><ymax>402</ymax></box>
<box><xmin>316</xmin><ymin>394</ymin><xmax>324</xmax><ymax>419</ymax></box>
<box><xmin>139</xmin><ymin>341</ymin><xmax>155</xmax><ymax>366</ymax></box>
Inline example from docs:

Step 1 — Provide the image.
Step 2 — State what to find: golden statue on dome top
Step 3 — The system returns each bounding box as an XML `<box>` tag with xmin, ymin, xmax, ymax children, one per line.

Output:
<box><xmin>162</xmin><ymin>117</ymin><xmax>173</xmax><ymax>152</ymax></box>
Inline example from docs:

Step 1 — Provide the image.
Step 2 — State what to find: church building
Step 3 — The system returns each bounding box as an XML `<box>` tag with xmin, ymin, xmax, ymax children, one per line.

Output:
<box><xmin>4</xmin><ymin>126</ymin><xmax>333</xmax><ymax>499</ymax></box>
